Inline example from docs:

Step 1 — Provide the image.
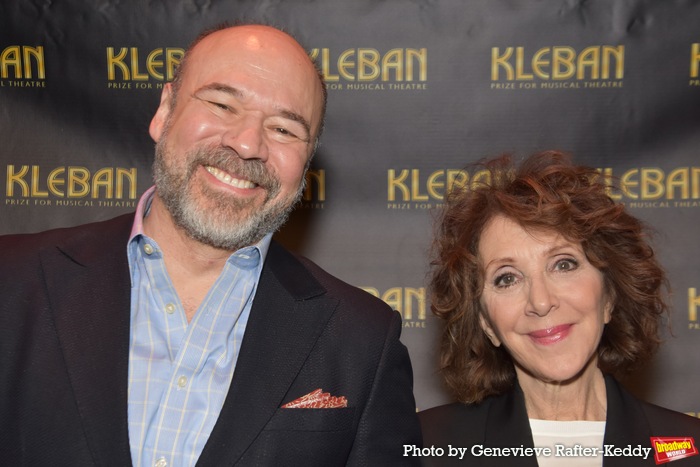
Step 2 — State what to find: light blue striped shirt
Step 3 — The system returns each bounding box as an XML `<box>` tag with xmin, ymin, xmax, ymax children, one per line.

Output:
<box><xmin>126</xmin><ymin>187</ymin><xmax>271</xmax><ymax>467</ymax></box>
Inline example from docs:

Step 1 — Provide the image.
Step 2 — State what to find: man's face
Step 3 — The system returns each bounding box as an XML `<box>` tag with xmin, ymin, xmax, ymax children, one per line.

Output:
<box><xmin>149</xmin><ymin>26</ymin><xmax>324</xmax><ymax>250</ymax></box>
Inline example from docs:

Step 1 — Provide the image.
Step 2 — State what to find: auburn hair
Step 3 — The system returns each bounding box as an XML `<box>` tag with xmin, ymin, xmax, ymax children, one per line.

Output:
<box><xmin>429</xmin><ymin>151</ymin><xmax>668</xmax><ymax>403</ymax></box>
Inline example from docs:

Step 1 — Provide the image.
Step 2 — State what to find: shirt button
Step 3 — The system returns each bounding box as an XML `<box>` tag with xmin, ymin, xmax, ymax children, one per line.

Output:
<box><xmin>165</xmin><ymin>303</ymin><xmax>176</xmax><ymax>314</ymax></box>
<box><xmin>155</xmin><ymin>458</ymin><xmax>167</xmax><ymax>467</ymax></box>
<box><xmin>143</xmin><ymin>244</ymin><xmax>154</xmax><ymax>255</ymax></box>
<box><xmin>177</xmin><ymin>375</ymin><xmax>188</xmax><ymax>388</ymax></box>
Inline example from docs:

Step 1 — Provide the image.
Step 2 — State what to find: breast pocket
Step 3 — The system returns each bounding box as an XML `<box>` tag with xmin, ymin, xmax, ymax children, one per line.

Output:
<box><xmin>264</xmin><ymin>407</ymin><xmax>356</xmax><ymax>432</ymax></box>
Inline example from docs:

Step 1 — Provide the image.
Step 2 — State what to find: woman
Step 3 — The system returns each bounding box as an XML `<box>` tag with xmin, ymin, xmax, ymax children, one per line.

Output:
<box><xmin>419</xmin><ymin>151</ymin><xmax>700</xmax><ymax>466</ymax></box>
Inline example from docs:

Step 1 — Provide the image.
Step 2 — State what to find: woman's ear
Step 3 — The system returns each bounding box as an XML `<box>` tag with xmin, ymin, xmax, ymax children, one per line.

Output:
<box><xmin>602</xmin><ymin>284</ymin><xmax>616</xmax><ymax>325</ymax></box>
<box><xmin>479</xmin><ymin>313</ymin><xmax>502</xmax><ymax>347</ymax></box>
<box><xmin>603</xmin><ymin>298</ymin><xmax>613</xmax><ymax>324</ymax></box>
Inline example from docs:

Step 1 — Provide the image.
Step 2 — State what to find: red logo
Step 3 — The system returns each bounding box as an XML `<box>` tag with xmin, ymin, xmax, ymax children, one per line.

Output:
<box><xmin>650</xmin><ymin>437</ymin><xmax>698</xmax><ymax>464</ymax></box>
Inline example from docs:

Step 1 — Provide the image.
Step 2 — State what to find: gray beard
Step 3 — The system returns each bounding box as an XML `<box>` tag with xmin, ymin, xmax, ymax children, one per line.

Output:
<box><xmin>153</xmin><ymin>139</ymin><xmax>305</xmax><ymax>251</ymax></box>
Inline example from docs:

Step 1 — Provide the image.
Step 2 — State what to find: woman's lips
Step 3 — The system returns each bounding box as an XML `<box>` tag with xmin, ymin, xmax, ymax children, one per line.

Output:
<box><xmin>528</xmin><ymin>324</ymin><xmax>572</xmax><ymax>345</ymax></box>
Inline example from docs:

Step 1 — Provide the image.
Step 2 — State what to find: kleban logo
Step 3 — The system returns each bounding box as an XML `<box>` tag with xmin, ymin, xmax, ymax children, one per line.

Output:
<box><xmin>387</xmin><ymin>168</ymin><xmax>493</xmax><ymax>209</ymax></box>
<box><xmin>597</xmin><ymin>167</ymin><xmax>700</xmax><ymax>204</ymax></box>
<box><xmin>106</xmin><ymin>47</ymin><xmax>183</xmax><ymax>89</ymax></box>
<box><xmin>0</xmin><ymin>45</ymin><xmax>46</xmax><ymax>88</ymax></box>
<box><xmin>491</xmin><ymin>45</ymin><xmax>624</xmax><ymax>90</ymax></box>
<box><xmin>691</xmin><ymin>43</ymin><xmax>700</xmax><ymax>86</ymax></box>
<box><xmin>386</xmin><ymin>166</ymin><xmax>700</xmax><ymax>208</ymax></box>
<box><xmin>5</xmin><ymin>165</ymin><xmax>138</xmax><ymax>201</ymax></box>
<box><xmin>650</xmin><ymin>437</ymin><xmax>698</xmax><ymax>464</ymax></box>
<box><xmin>309</xmin><ymin>48</ymin><xmax>427</xmax><ymax>91</ymax></box>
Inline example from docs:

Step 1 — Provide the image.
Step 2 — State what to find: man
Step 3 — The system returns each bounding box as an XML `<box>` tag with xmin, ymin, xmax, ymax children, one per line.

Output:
<box><xmin>0</xmin><ymin>24</ymin><xmax>421</xmax><ymax>466</ymax></box>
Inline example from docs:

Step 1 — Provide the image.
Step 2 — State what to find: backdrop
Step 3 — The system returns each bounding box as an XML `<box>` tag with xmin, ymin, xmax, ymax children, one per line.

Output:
<box><xmin>1</xmin><ymin>0</ymin><xmax>699</xmax><ymax>416</ymax></box>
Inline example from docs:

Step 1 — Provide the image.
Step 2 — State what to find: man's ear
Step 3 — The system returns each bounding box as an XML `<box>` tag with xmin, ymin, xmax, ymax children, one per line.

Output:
<box><xmin>149</xmin><ymin>82</ymin><xmax>174</xmax><ymax>143</ymax></box>
<box><xmin>479</xmin><ymin>313</ymin><xmax>502</xmax><ymax>347</ymax></box>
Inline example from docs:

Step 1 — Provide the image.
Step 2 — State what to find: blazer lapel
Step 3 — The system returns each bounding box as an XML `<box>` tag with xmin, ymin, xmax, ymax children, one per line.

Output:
<box><xmin>602</xmin><ymin>376</ymin><xmax>655</xmax><ymax>466</ymax></box>
<box><xmin>40</xmin><ymin>215</ymin><xmax>134</xmax><ymax>466</ymax></box>
<box><xmin>484</xmin><ymin>385</ymin><xmax>540</xmax><ymax>467</ymax></box>
<box><xmin>198</xmin><ymin>241</ymin><xmax>337</xmax><ymax>466</ymax></box>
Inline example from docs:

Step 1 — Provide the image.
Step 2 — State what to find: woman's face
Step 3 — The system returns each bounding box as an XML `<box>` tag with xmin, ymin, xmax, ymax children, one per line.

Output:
<box><xmin>478</xmin><ymin>215</ymin><xmax>612</xmax><ymax>385</ymax></box>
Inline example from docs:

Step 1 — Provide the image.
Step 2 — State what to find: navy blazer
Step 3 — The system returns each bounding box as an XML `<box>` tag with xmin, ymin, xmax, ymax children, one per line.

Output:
<box><xmin>0</xmin><ymin>214</ymin><xmax>421</xmax><ymax>466</ymax></box>
<box><xmin>419</xmin><ymin>375</ymin><xmax>700</xmax><ymax>466</ymax></box>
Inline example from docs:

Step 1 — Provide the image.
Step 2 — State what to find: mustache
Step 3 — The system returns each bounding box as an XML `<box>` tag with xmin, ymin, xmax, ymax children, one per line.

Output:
<box><xmin>187</xmin><ymin>145</ymin><xmax>281</xmax><ymax>195</ymax></box>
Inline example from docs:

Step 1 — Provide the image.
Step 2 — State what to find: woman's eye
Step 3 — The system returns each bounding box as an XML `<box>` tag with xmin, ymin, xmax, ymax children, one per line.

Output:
<box><xmin>494</xmin><ymin>273</ymin><xmax>518</xmax><ymax>288</ymax></box>
<box><xmin>554</xmin><ymin>258</ymin><xmax>578</xmax><ymax>271</ymax></box>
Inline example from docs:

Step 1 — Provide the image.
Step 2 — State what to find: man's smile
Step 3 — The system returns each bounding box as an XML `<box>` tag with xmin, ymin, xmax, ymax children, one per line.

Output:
<box><xmin>204</xmin><ymin>165</ymin><xmax>258</xmax><ymax>189</ymax></box>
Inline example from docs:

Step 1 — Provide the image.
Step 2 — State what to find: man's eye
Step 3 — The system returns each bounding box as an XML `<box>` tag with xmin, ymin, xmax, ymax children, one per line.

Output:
<box><xmin>208</xmin><ymin>101</ymin><xmax>231</xmax><ymax>111</ymax></box>
<box><xmin>268</xmin><ymin>124</ymin><xmax>306</xmax><ymax>142</ymax></box>
<box><xmin>275</xmin><ymin>127</ymin><xmax>295</xmax><ymax>137</ymax></box>
<box><xmin>212</xmin><ymin>102</ymin><xmax>231</xmax><ymax>111</ymax></box>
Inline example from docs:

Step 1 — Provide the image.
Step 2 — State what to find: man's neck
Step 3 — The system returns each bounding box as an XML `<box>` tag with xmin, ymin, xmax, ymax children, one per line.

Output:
<box><xmin>144</xmin><ymin>195</ymin><xmax>236</xmax><ymax>271</ymax></box>
<box><xmin>143</xmin><ymin>194</ymin><xmax>236</xmax><ymax>322</ymax></box>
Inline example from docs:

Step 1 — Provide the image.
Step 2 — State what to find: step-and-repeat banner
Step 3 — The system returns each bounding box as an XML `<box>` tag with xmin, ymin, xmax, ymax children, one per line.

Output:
<box><xmin>2</xmin><ymin>0</ymin><xmax>699</xmax><ymax>415</ymax></box>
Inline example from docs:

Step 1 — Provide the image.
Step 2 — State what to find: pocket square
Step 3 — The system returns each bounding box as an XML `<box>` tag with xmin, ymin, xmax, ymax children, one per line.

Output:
<box><xmin>282</xmin><ymin>388</ymin><xmax>348</xmax><ymax>408</ymax></box>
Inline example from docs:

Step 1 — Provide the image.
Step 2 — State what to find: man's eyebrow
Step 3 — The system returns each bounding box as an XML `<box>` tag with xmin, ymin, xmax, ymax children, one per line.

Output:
<box><xmin>194</xmin><ymin>82</ymin><xmax>312</xmax><ymax>141</ymax></box>
<box><xmin>194</xmin><ymin>82</ymin><xmax>244</xmax><ymax>98</ymax></box>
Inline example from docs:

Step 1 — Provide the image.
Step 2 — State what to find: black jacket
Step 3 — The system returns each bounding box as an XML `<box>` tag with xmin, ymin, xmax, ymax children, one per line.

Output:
<box><xmin>0</xmin><ymin>213</ymin><xmax>421</xmax><ymax>466</ymax></box>
<box><xmin>419</xmin><ymin>375</ymin><xmax>700</xmax><ymax>466</ymax></box>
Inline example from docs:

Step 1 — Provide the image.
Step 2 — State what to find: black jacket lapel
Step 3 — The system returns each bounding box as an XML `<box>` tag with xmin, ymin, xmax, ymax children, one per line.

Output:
<box><xmin>602</xmin><ymin>375</ymin><xmax>656</xmax><ymax>466</ymax></box>
<box><xmin>41</xmin><ymin>215</ymin><xmax>134</xmax><ymax>466</ymax></box>
<box><xmin>484</xmin><ymin>385</ymin><xmax>540</xmax><ymax>467</ymax></box>
<box><xmin>198</xmin><ymin>241</ymin><xmax>337</xmax><ymax>466</ymax></box>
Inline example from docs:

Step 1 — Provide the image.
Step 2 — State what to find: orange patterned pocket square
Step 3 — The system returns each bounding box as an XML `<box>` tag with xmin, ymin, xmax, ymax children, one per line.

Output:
<box><xmin>281</xmin><ymin>388</ymin><xmax>348</xmax><ymax>408</ymax></box>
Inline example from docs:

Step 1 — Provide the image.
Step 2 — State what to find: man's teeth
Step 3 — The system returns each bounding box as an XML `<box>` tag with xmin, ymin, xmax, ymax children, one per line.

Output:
<box><xmin>205</xmin><ymin>166</ymin><xmax>256</xmax><ymax>189</ymax></box>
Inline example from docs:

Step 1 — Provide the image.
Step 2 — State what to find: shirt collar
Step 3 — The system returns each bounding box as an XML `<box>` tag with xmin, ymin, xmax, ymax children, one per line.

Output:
<box><xmin>128</xmin><ymin>186</ymin><xmax>156</xmax><ymax>243</ymax></box>
<box><xmin>127</xmin><ymin>186</ymin><xmax>273</xmax><ymax>284</ymax></box>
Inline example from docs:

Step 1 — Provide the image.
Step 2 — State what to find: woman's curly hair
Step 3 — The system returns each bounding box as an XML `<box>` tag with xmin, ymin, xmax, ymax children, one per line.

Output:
<box><xmin>429</xmin><ymin>151</ymin><xmax>668</xmax><ymax>404</ymax></box>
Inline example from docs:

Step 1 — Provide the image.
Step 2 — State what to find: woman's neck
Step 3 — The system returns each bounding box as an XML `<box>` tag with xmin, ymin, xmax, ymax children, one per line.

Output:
<box><xmin>517</xmin><ymin>358</ymin><xmax>608</xmax><ymax>421</ymax></box>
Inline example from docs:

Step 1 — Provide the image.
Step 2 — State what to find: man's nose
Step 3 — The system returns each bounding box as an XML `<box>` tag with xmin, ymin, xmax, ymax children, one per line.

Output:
<box><xmin>221</xmin><ymin>116</ymin><xmax>268</xmax><ymax>161</ymax></box>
